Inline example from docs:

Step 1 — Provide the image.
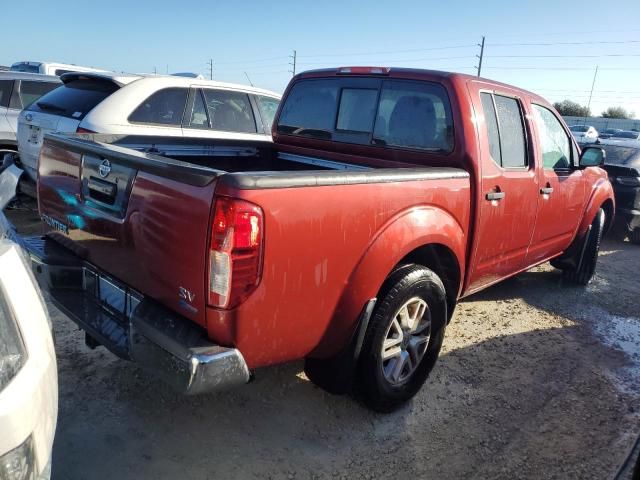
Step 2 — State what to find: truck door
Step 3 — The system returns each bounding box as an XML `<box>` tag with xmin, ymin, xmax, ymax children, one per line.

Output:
<box><xmin>526</xmin><ymin>104</ymin><xmax>586</xmax><ymax>264</ymax></box>
<box><xmin>467</xmin><ymin>89</ymin><xmax>539</xmax><ymax>293</ymax></box>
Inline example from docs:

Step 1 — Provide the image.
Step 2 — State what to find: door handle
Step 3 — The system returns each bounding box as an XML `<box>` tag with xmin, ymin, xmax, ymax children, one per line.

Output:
<box><xmin>485</xmin><ymin>191</ymin><xmax>505</xmax><ymax>201</ymax></box>
<box><xmin>540</xmin><ymin>185</ymin><xmax>554</xmax><ymax>195</ymax></box>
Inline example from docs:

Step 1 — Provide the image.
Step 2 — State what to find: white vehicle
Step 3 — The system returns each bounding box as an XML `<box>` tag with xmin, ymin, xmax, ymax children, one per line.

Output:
<box><xmin>10</xmin><ymin>61</ymin><xmax>106</xmax><ymax>77</ymax></box>
<box><xmin>569</xmin><ymin>124</ymin><xmax>599</xmax><ymax>143</ymax></box>
<box><xmin>0</xmin><ymin>166</ymin><xmax>57</xmax><ymax>480</ymax></box>
<box><xmin>0</xmin><ymin>72</ymin><xmax>61</xmax><ymax>157</ymax></box>
<box><xmin>17</xmin><ymin>72</ymin><xmax>282</xmax><ymax>182</ymax></box>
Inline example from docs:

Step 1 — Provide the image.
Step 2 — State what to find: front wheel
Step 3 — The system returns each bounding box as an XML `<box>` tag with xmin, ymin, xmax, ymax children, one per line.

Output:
<box><xmin>356</xmin><ymin>265</ymin><xmax>447</xmax><ymax>412</ymax></box>
<box><xmin>564</xmin><ymin>208</ymin><xmax>605</xmax><ymax>285</ymax></box>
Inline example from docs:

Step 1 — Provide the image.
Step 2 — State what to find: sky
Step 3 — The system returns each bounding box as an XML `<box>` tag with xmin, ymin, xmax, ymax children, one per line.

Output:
<box><xmin>2</xmin><ymin>0</ymin><xmax>639</xmax><ymax>119</ymax></box>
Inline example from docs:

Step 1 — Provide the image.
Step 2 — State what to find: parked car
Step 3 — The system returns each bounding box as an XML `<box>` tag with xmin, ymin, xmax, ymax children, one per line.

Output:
<box><xmin>0</xmin><ymin>165</ymin><xmax>57</xmax><ymax>480</ymax></box>
<box><xmin>10</xmin><ymin>61</ymin><xmax>106</xmax><ymax>77</ymax></box>
<box><xmin>598</xmin><ymin>138</ymin><xmax>640</xmax><ymax>244</ymax></box>
<box><xmin>23</xmin><ymin>67</ymin><xmax>613</xmax><ymax>412</ymax></box>
<box><xmin>569</xmin><ymin>124</ymin><xmax>599</xmax><ymax>143</ymax></box>
<box><xmin>599</xmin><ymin>128</ymin><xmax>623</xmax><ymax>139</ymax></box>
<box><xmin>17</xmin><ymin>72</ymin><xmax>281</xmax><ymax>182</ymax></box>
<box><xmin>610</xmin><ymin>130</ymin><xmax>640</xmax><ymax>140</ymax></box>
<box><xmin>0</xmin><ymin>72</ymin><xmax>61</xmax><ymax>158</ymax></box>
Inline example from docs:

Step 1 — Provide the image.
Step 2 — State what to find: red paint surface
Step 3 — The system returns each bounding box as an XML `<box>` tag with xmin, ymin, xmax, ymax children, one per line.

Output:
<box><xmin>37</xmin><ymin>68</ymin><xmax>614</xmax><ymax>369</ymax></box>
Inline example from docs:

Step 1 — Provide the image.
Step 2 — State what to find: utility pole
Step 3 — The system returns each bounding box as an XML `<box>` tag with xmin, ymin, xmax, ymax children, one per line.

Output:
<box><xmin>153</xmin><ymin>66</ymin><xmax>157</xmax><ymax>74</ymax></box>
<box><xmin>289</xmin><ymin>50</ymin><xmax>297</xmax><ymax>77</ymax></box>
<box><xmin>244</xmin><ymin>72</ymin><xmax>254</xmax><ymax>87</ymax></box>
<box><xmin>166</xmin><ymin>64</ymin><xmax>169</xmax><ymax>74</ymax></box>
<box><xmin>585</xmin><ymin>65</ymin><xmax>599</xmax><ymax>123</ymax></box>
<box><xmin>207</xmin><ymin>59</ymin><xmax>214</xmax><ymax>80</ymax></box>
<box><xmin>476</xmin><ymin>36</ymin><xmax>485</xmax><ymax>77</ymax></box>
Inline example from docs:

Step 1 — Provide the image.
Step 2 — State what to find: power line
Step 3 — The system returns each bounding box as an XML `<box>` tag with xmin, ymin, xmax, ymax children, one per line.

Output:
<box><xmin>532</xmin><ymin>88</ymin><xmax>640</xmax><ymax>94</ymax></box>
<box><xmin>297</xmin><ymin>44</ymin><xmax>477</xmax><ymax>58</ymax></box>
<box><xmin>296</xmin><ymin>55</ymin><xmax>475</xmax><ymax>66</ymax></box>
<box><xmin>488</xmin><ymin>53</ymin><xmax>640</xmax><ymax>58</ymax></box>
<box><xmin>213</xmin><ymin>55</ymin><xmax>290</xmax><ymax>65</ymax></box>
<box><xmin>488</xmin><ymin>39</ymin><xmax>640</xmax><ymax>47</ymax></box>
<box><xmin>482</xmin><ymin>66</ymin><xmax>640</xmax><ymax>70</ymax></box>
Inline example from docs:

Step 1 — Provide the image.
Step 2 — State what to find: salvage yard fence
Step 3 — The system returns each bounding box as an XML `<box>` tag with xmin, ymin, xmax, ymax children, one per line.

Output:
<box><xmin>564</xmin><ymin>116</ymin><xmax>640</xmax><ymax>132</ymax></box>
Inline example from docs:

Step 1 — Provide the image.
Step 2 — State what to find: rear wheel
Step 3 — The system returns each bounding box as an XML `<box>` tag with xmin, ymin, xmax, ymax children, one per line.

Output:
<box><xmin>630</xmin><ymin>228</ymin><xmax>640</xmax><ymax>245</ymax></box>
<box><xmin>356</xmin><ymin>265</ymin><xmax>447</xmax><ymax>412</ymax></box>
<box><xmin>564</xmin><ymin>209</ymin><xmax>605</xmax><ymax>285</ymax></box>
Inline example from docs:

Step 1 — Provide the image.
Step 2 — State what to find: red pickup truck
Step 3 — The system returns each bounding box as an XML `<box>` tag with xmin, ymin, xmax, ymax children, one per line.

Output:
<box><xmin>25</xmin><ymin>67</ymin><xmax>614</xmax><ymax>412</ymax></box>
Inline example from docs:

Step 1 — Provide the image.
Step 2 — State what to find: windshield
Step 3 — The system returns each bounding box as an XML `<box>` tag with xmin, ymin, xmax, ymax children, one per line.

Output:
<box><xmin>602</xmin><ymin>144</ymin><xmax>640</xmax><ymax>166</ymax></box>
<box><xmin>277</xmin><ymin>77</ymin><xmax>454</xmax><ymax>153</ymax></box>
<box><xmin>26</xmin><ymin>78</ymin><xmax>119</xmax><ymax>120</ymax></box>
<box><xmin>570</xmin><ymin>125</ymin><xmax>589</xmax><ymax>132</ymax></box>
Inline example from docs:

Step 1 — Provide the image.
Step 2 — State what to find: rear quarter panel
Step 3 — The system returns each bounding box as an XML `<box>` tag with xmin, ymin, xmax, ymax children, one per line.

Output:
<box><xmin>210</xmin><ymin>177</ymin><xmax>470</xmax><ymax>368</ymax></box>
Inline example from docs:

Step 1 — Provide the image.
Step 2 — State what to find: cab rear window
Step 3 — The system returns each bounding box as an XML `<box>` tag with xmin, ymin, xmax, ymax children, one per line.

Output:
<box><xmin>277</xmin><ymin>77</ymin><xmax>454</xmax><ymax>153</ymax></box>
<box><xmin>26</xmin><ymin>78</ymin><xmax>119</xmax><ymax>120</ymax></box>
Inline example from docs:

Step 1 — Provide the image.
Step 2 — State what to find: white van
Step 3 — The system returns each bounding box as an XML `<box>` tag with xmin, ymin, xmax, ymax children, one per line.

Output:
<box><xmin>17</xmin><ymin>72</ymin><xmax>281</xmax><ymax>181</ymax></box>
<box><xmin>10</xmin><ymin>61</ymin><xmax>107</xmax><ymax>77</ymax></box>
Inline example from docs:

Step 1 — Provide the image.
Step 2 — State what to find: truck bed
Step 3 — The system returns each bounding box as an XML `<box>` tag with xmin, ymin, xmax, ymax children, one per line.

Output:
<box><xmin>36</xmin><ymin>133</ymin><xmax>470</xmax><ymax>366</ymax></box>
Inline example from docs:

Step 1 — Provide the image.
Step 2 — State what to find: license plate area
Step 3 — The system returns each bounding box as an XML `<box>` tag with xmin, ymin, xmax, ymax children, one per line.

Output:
<box><xmin>82</xmin><ymin>267</ymin><xmax>141</xmax><ymax>320</ymax></box>
<box><xmin>28</xmin><ymin>125</ymin><xmax>41</xmax><ymax>144</ymax></box>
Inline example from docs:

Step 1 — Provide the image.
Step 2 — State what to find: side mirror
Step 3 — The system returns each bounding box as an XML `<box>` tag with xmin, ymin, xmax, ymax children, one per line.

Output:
<box><xmin>580</xmin><ymin>146</ymin><xmax>605</xmax><ymax>167</ymax></box>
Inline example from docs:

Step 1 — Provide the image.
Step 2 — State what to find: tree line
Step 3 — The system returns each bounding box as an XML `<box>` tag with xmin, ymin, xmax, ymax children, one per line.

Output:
<box><xmin>553</xmin><ymin>100</ymin><xmax>635</xmax><ymax>119</ymax></box>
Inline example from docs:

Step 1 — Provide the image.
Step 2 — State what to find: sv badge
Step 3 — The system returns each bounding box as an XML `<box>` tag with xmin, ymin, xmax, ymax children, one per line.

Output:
<box><xmin>178</xmin><ymin>286</ymin><xmax>195</xmax><ymax>303</ymax></box>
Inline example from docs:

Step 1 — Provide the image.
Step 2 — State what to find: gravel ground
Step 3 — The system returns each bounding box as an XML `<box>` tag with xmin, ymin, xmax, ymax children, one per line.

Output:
<box><xmin>7</xmin><ymin>207</ymin><xmax>640</xmax><ymax>480</ymax></box>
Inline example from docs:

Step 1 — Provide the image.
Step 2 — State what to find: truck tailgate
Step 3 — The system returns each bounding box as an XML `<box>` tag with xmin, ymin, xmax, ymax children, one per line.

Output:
<box><xmin>37</xmin><ymin>134</ymin><xmax>219</xmax><ymax>328</ymax></box>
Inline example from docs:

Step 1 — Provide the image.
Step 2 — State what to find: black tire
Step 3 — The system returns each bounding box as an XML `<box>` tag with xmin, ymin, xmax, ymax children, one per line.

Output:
<box><xmin>630</xmin><ymin>228</ymin><xmax>640</xmax><ymax>245</ymax></box>
<box><xmin>564</xmin><ymin>208</ymin><xmax>605</xmax><ymax>285</ymax></box>
<box><xmin>356</xmin><ymin>265</ymin><xmax>447</xmax><ymax>412</ymax></box>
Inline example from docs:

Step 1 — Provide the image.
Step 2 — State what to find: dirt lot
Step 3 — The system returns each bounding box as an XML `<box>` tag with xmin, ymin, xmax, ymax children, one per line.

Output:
<box><xmin>7</xmin><ymin>207</ymin><xmax>640</xmax><ymax>480</ymax></box>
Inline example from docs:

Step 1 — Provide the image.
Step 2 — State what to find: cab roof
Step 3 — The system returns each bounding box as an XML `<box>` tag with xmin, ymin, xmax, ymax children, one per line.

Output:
<box><xmin>295</xmin><ymin>66</ymin><xmax>549</xmax><ymax>105</ymax></box>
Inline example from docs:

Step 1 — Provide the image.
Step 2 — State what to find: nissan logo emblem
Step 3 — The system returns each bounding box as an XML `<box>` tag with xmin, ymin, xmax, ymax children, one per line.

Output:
<box><xmin>98</xmin><ymin>159</ymin><xmax>112</xmax><ymax>178</ymax></box>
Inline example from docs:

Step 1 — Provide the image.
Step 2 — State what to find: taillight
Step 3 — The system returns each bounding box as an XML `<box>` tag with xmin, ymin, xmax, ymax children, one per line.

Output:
<box><xmin>208</xmin><ymin>197</ymin><xmax>264</xmax><ymax>309</ymax></box>
<box><xmin>76</xmin><ymin>127</ymin><xmax>96</xmax><ymax>133</ymax></box>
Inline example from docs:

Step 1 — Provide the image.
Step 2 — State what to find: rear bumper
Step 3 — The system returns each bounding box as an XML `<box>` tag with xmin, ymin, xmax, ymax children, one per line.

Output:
<box><xmin>22</xmin><ymin>235</ymin><xmax>250</xmax><ymax>395</ymax></box>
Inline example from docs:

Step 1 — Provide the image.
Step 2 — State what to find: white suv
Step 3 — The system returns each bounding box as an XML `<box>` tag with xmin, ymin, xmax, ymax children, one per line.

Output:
<box><xmin>17</xmin><ymin>72</ymin><xmax>281</xmax><ymax>181</ymax></box>
<box><xmin>0</xmin><ymin>72</ymin><xmax>61</xmax><ymax>158</ymax></box>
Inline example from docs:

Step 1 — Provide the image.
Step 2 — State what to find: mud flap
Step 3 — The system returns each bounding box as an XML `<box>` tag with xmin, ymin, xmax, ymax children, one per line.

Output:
<box><xmin>304</xmin><ymin>299</ymin><xmax>376</xmax><ymax>395</ymax></box>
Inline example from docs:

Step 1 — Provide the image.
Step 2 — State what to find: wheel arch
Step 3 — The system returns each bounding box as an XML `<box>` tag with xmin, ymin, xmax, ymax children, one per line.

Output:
<box><xmin>579</xmin><ymin>177</ymin><xmax>615</xmax><ymax>237</ymax></box>
<box><xmin>309</xmin><ymin>205</ymin><xmax>466</xmax><ymax>359</ymax></box>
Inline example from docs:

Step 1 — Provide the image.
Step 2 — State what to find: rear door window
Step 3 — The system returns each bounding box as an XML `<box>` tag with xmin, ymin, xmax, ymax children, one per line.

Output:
<box><xmin>203</xmin><ymin>89</ymin><xmax>257</xmax><ymax>133</ymax></box>
<box><xmin>26</xmin><ymin>78</ymin><xmax>119</xmax><ymax>120</ymax></box>
<box><xmin>0</xmin><ymin>80</ymin><xmax>12</xmax><ymax>108</ymax></box>
<box><xmin>256</xmin><ymin>95</ymin><xmax>280</xmax><ymax>131</ymax></box>
<box><xmin>18</xmin><ymin>81</ymin><xmax>60</xmax><ymax>109</ymax></box>
<box><xmin>493</xmin><ymin>95</ymin><xmax>527</xmax><ymax>168</ymax></box>
<box><xmin>480</xmin><ymin>92</ymin><xmax>501</xmax><ymax>164</ymax></box>
<box><xmin>277</xmin><ymin>77</ymin><xmax>454</xmax><ymax>153</ymax></box>
<box><xmin>129</xmin><ymin>88</ymin><xmax>188</xmax><ymax>126</ymax></box>
<box><xmin>479</xmin><ymin>92</ymin><xmax>527</xmax><ymax>168</ymax></box>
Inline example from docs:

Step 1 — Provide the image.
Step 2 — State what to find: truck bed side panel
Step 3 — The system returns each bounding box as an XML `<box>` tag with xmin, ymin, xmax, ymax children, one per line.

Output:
<box><xmin>209</xmin><ymin>176</ymin><xmax>470</xmax><ymax>368</ymax></box>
